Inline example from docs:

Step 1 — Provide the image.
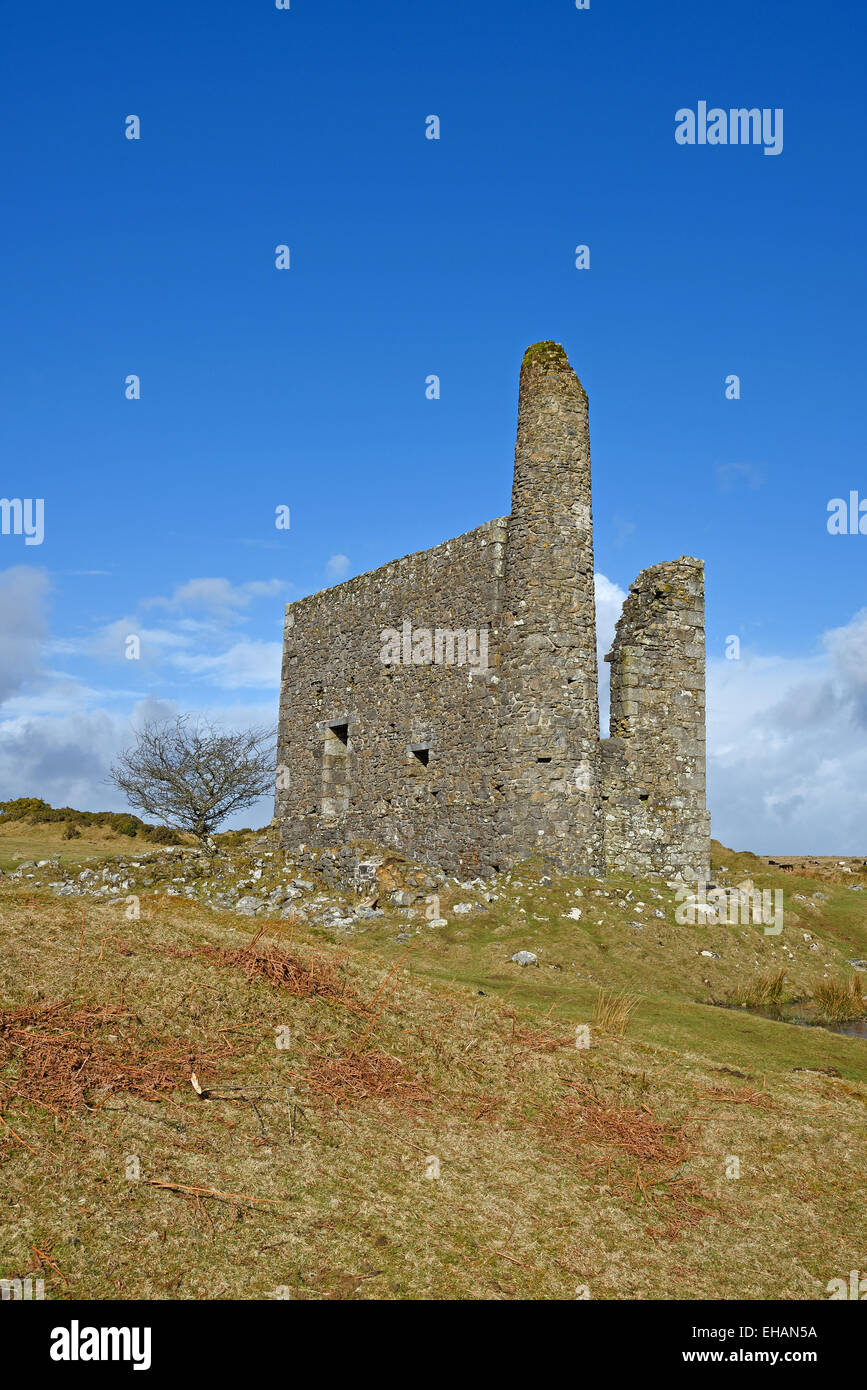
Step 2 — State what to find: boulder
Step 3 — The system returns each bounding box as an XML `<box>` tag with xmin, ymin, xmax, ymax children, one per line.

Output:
<box><xmin>235</xmin><ymin>896</ymin><xmax>264</xmax><ymax>916</ymax></box>
<box><xmin>511</xmin><ymin>950</ymin><xmax>538</xmax><ymax>967</ymax></box>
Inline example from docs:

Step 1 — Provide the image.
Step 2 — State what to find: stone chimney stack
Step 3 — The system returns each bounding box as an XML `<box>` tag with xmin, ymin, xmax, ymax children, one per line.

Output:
<box><xmin>498</xmin><ymin>342</ymin><xmax>604</xmax><ymax>873</ymax></box>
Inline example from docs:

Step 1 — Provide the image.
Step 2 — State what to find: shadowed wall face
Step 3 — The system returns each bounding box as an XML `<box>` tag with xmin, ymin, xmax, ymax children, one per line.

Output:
<box><xmin>275</xmin><ymin>519</ymin><xmax>507</xmax><ymax>878</ymax></box>
<box><xmin>498</xmin><ymin>342</ymin><xmax>604</xmax><ymax>874</ymax></box>
<box><xmin>601</xmin><ymin>557</ymin><xmax>710</xmax><ymax>880</ymax></box>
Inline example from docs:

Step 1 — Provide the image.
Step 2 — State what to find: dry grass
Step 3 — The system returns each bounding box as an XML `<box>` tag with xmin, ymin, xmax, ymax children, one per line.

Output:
<box><xmin>811</xmin><ymin>973</ymin><xmax>865</xmax><ymax>1022</ymax></box>
<box><xmin>592</xmin><ymin>988</ymin><xmax>640</xmax><ymax>1037</ymax></box>
<box><xmin>702</xmin><ymin>1083</ymin><xmax>772</xmax><ymax>1109</ymax></box>
<box><xmin>0</xmin><ymin>859</ymin><xmax>866</xmax><ymax>1300</ymax></box>
<box><xmin>496</xmin><ymin>1008</ymin><xmax>571</xmax><ymax>1053</ymax></box>
<box><xmin>0</xmin><ymin>821</ymin><xmax>190</xmax><ymax>872</ymax></box>
<box><xmin>728</xmin><ymin>968</ymin><xmax>788</xmax><ymax>1009</ymax></box>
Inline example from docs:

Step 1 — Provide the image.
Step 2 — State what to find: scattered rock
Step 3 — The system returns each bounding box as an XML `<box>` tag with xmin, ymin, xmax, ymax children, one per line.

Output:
<box><xmin>511</xmin><ymin>950</ymin><xmax>538</xmax><ymax>967</ymax></box>
<box><xmin>234</xmin><ymin>896</ymin><xmax>264</xmax><ymax>916</ymax></box>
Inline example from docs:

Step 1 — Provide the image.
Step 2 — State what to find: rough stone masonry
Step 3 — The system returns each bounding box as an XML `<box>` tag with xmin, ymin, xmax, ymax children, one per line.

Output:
<box><xmin>275</xmin><ymin>342</ymin><xmax>710</xmax><ymax>882</ymax></box>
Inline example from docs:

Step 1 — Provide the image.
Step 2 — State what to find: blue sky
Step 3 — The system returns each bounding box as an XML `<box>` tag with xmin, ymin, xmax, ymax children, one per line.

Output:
<box><xmin>1</xmin><ymin>0</ymin><xmax>865</xmax><ymax>852</ymax></box>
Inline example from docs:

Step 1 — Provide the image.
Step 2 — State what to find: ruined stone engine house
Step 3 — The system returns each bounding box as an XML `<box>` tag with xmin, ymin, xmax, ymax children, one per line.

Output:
<box><xmin>275</xmin><ymin>342</ymin><xmax>710</xmax><ymax>881</ymax></box>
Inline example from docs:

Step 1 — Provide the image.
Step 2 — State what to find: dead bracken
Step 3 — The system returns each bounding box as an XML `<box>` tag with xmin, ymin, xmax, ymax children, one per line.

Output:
<box><xmin>305</xmin><ymin>1049</ymin><xmax>431</xmax><ymax>1107</ymax></box>
<box><xmin>538</xmin><ymin>1083</ymin><xmax>715</xmax><ymax>1239</ymax></box>
<box><xmin>0</xmin><ymin>999</ymin><xmax>226</xmax><ymax>1115</ymax></box>
<box><xmin>159</xmin><ymin>928</ymin><xmax>355</xmax><ymax>1006</ymax></box>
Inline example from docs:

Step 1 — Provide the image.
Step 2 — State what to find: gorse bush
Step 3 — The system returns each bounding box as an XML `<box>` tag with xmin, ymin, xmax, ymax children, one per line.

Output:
<box><xmin>0</xmin><ymin>798</ymin><xmax>54</xmax><ymax>822</ymax></box>
<box><xmin>0</xmin><ymin>798</ymin><xmax>183</xmax><ymax>845</ymax></box>
<box><xmin>146</xmin><ymin>825</ymin><xmax>181</xmax><ymax>845</ymax></box>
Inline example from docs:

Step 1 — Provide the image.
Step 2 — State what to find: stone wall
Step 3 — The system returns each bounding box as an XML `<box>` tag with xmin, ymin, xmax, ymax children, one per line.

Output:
<box><xmin>275</xmin><ymin>518</ymin><xmax>507</xmax><ymax>877</ymax></box>
<box><xmin>498</xmin><ymin>343</ymin><xmax>604</xmax><ymax>873</ymax></box>
<box><xmin>601</xmin><ymin>556</ymin><xmax>710</xmax><ymax>880</ymax></box>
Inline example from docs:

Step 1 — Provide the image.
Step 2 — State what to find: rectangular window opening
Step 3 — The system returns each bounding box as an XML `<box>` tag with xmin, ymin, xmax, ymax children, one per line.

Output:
<box><xmin>537</xmin><ymin>757</ymin><xmax>552</xmax><ymax>764</ymax></box>
<box><xmin>410</xmin><ymin>746</ymin><xmax>430</xmax><ymax>766</ymax></box>
<box><xmin>322</xmin><ymin>722</ymin><xmax>350</xmax><ymax>818</ymax></box>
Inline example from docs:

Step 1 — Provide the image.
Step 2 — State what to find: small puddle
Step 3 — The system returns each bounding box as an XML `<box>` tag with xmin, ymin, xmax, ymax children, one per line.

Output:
<box><xmin>726</xmin><ymin>1003</ymin><xmax>867</xmax><ymax>1039</ymax></box>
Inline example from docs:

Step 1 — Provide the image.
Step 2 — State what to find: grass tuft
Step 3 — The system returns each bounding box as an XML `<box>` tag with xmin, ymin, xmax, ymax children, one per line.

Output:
<box><xmin>729</xmin><ymin>969</ymin><xmax>788</xmax><ymax>1009</ymax></box>
<box><xmin>592</xmin><ymin>987</ymin><xmax>640</xmax><ymax>1037</ymax></box>
<box><xmin>811</xmin><ymin>973</ymin><xmax>865</xmax><ymax>1022</ymax></box>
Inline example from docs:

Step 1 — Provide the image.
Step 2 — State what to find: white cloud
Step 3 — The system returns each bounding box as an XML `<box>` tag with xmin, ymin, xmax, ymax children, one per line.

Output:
<box><xmin>824</xmin><ymin>606</ymin><xmax>867</xmax><ymax>722</ymax></box>
<box><xmin>0</xmin><ymin>565</ymin><xmax>281</xmax><ymax>819</ymax></box>
<box><xmin>0</xmin><ymin>708</ymin><xmax>126</xmax><ymax>810</ymax></box>
<box><xmin>0</xmin><ymin>696</ymin><xmax>180</xmax><ymax>813</ymax></box>
<box><xmin>0</xmin><ymin>567</ymin><xmax>50</xmax><ymax>704</ymax></box>
<box><xmin>707</xmin><ymin>610</ymin><xmax>867</xmax><ymax>854</ymax></box>
<box><xmin>49</xmin><ymin>574</ymin><xmax>291</xmax><ymax>684</ymax></box>
<box><xmin>326</xmin><ymin>554</ymin><xmax>350</xmax><ymax>580</ymax></box>
<box><xmin>145</xmin><ymin>577</ymin><xmax>287</xmax><ymax>612</ymax></box>
<box><xmin>595</xmin><ymin>571</ymin><xmax>628</xmax><ymax>733</ymax></box>
<box><xmin>54</xmin><ymin>619</ymin><xmax>191</xmax><ymax>667</ymax></box>
<box><xmin>595</xmin><ymin>572</ymin><xmax>627</xmax><ymax>656</ymax></box>
<box><xmin>0</xmin><ymin>698</ymin><xmax>275</xmax><ymax>826</ymax></box>
<box><xmin>174</xmin><ymin>640</ymin><xmax>283</xmax><ymax>689</ymax></box>
<box><xmin>595</xmin><ymin>570</ymin><xmax>866</xmax><ymax>854</ymax></box>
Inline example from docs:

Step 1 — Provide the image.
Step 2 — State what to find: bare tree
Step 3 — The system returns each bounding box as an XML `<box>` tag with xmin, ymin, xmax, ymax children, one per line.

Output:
<box><xmin>108</xmin><ymin>716</ymin><xmax>276</xmax><ymax>851</ymax></box>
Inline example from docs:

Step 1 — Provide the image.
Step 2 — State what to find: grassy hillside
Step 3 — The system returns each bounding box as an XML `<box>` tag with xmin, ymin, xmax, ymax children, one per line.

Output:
<box><xmin>0</xmin><ymin>833</ymin><xmax>865</xmax><ymax>1300</ymax></box>
<box><xmin>0</xmin><ymin>799</ymin><xmax>187</xmax><ymax>873</ymax></box>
